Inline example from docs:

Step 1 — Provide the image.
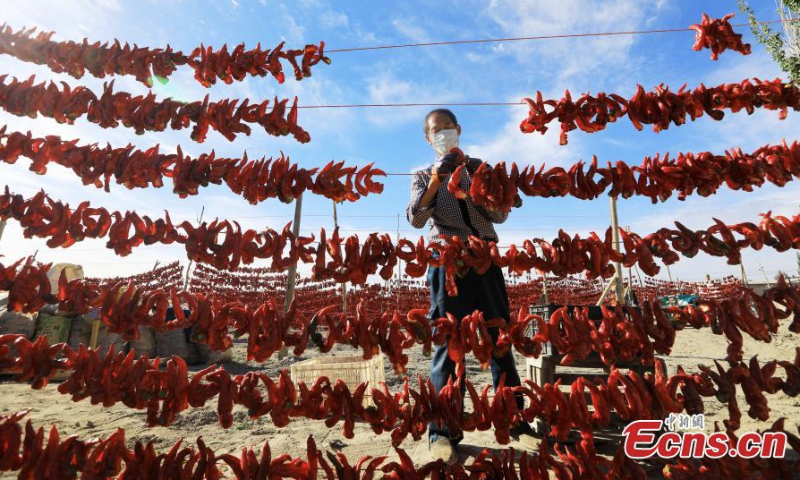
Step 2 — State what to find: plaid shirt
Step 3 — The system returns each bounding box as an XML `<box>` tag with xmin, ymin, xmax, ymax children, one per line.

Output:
<box><xmin>406</xmin><ymin>158</ymin><xmax>507</xmax><ymax>243</ymax></box>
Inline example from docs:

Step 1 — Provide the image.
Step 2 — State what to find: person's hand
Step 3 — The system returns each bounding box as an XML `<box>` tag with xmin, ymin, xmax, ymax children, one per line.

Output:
<box><xmin>432</xmin><ymin>151</ymin><xmax>459</xmax><ymax>184</ymax></box>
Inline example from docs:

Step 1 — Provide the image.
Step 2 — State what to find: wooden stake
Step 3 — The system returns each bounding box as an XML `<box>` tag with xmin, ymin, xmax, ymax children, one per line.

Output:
<box><xmin>609</xmin><ymin>197</ymin><xmax>625</xmax><ymax>304</ymax></box>
<box><xmin>541</xmin><ymin>273</ymin><xmax>549</xmax><ymax>305</ymax></box>
<box><xmin>739</xmin><ymin>261</ymin><xmax>748</xmax><ymax>287</ymax></box>
<box><xmin>759</xmin><ymin>263</ymin><xmax>771</xmax><ymax>288</ymax></box>
<box><xmin>333</xmin><ymin>200</ymin><xmax>347</xmax><ymax>312</ymax></box>
<box><xmin>279</xmin><ymin>194</ymin><xmax>303</xmax><ymax>359</ymax></box>
<box><xmin>533</xmin><ymin>243</ymin><xmax>549</xmax><ymax>305</ymax></box>
<box><xmin>183</xmin><ymin>206</ymin><xmax>204</xmax><ymax>291</ymax></box>
<box><xmin>796</xmin><ymin>252</ymin><xmax>800</xmax><ymax>280</ymax></box>
<box><xmin>396</xmin><ymin>214</ymin><xmax>402</xmax><ymax>283</ymax></box>
<box><xmin>596</xmin><ymin>276</ymin><xmax>616</xmax><ymax>305</ymax></box>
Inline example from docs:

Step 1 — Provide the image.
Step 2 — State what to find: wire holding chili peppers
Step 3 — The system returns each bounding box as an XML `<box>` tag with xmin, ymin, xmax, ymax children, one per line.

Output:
<box><xmin>2</xmin><ymin>329</ymin><xmax>800</xmax><ymax>451</ymax></box>
<box><xmin>2</xmin><ymin>185</ymin><xmax>800</xmax><ymax>291</ymax></box>
<box><xmin>2</xmin><ymin>254</ymin><xmax>798</xmax><ymax>369</ymax></box>
<box><xmin>0</xmin><ymin>75</ymin><xmax>310</xmax><ymax>144</ymax></box>
<box><xmin>0</xmin><ymin>23</ymin><xmax>330</xmax><ymax>87</ymax></box>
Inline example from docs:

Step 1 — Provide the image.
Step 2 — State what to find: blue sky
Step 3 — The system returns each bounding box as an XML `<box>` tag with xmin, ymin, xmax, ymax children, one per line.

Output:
<box><xmin>1</xmin><ymin>0</ymin><xmax>799</xmax><ymax>283</ymax></box>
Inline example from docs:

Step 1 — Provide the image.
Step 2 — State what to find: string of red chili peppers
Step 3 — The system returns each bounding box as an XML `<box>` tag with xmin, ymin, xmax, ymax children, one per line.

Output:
<box><xmin>2</xmin><ymin>185</ymin><xmax>800</xmax><ymax>289</ymax></box>
<box><xmin>0</xmin><ymin>23</ymin><xmax>330</xmax><ymax>87</ymax></box>
<box><xmin>0</xmin><ymin>409</ymin><xmax>661</xmax><ymax>480</ymax></box>
<box><xmin>4</xmin><ymin>126</ymin><xmax>800</xmax><ymax>212</ymax></box>
<box><xmin>2</xmin><ymin>331</ymin><xmax>800</xmax><ymax>450</ymax></box>
<box><xmin>0</xmin><ymin>75</ymin><xmax>310</xmax><ymax>144</ymax></box>
<box><xmin>3</xmin><ymin>254</ymin><xmax>800</xmax><ymax>368</ymax></box>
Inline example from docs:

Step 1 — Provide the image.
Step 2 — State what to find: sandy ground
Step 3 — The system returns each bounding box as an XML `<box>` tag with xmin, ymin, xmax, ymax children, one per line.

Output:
<box><xmin>0</xmin><ymin>316</ymin><xmax>798</xmax><ymax>478</ymax></box>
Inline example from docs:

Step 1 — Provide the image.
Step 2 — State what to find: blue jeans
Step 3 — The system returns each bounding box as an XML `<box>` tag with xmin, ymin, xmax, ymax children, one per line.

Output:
<box><xmin>427</xmin><ymin>263</ymin><xmax>527</xmax><ymax>444</ymax></box>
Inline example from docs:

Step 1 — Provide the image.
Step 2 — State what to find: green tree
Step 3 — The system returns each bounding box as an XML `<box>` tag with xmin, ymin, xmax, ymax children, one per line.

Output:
<box><xmin>738</xmin><ymin>0</ymin><xmax>800</xmax><ymax>82</ymax></box>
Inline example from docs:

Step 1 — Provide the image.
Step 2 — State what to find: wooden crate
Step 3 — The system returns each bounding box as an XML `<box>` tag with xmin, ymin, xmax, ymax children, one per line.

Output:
<box><xmin>527</xmin><ymin>304</ymin><xmax>605</xmax><ymax>356</ymax></box>
<box><xmin>1</xmin><ymin>316</ymin><xmax>101</xmax><ymax>381</ymax></box>
<box><xmin>291</xmin><ymin>354</ymin><xmax>385</xmax><ymax>407</ymax></box>
<box><xmin>526</xmin><ymin>353</ymin><xmax>653</xmax><ymax>443</ymax></box>
<box><xmin>526</xmin><ymin>304</ymin><xmax>653</xmax><ymax>442</ymax></box>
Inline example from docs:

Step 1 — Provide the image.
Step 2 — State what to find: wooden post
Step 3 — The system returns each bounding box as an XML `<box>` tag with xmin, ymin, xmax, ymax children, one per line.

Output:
<box><xmin>634</xmin><ymin>264</ymin><xmax>644</xmax><ymax>287</ymax></box>
<box><xmin>596</xmin><ymin>276</ymin><xmax>617</xmax><ymax>305</ymax></box>
<box><xmin>609</xmin><ymin>197</ymin><xmax>625</xmax><ymax>304</ymax></box>
<box><xmin>279</xmin><ymin>194</ymin><xmax>304</xmax><ymax>359</ymax></box>
<box><xmin>89</xmin><ymin>318</ymin><xmax>101</xmax><ymax>349</ymax></box>
<box><xmin>183</xmin><ymin>206</ymin><xmax>204</xmax><ymax>291</ymax></box>
<box><xmin>333</xmin><ymin>200</ymin><xmax>347</xmax><ymax>312</ymax></box>
<box><xmin>530</xmin><ymin>243</ymin><xmax>548</xmax><ymax>305</ymax></box>
<box><xmin>740</xmin><ymin>261</ymin><xmax>748</xmax><ymax>287</ymax></box>
<box><xmin>796</xmin><ymin>253</ymin><xmax>800</xmax><ymax>281</ymax></box>
<box><xmin>759</xmin><ymin>264</ymin><xmax>771</xmax><ymax>288</ymax></box>
<box><xmin>396</xmin><ymin>214</ymin><xmax>402</xmax><ymax>283</ymax></box>
<box><xmin>541</xmin><ymin>274</ymin><xmax>549</xmax><ymax>305</ymax></box>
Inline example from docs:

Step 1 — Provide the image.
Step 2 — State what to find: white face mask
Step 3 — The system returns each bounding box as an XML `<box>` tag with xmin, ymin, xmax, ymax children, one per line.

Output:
<box><xmin>429</xmin><ymin>129</ymin><xmax>459</xmax><ymax>156</ymax></box>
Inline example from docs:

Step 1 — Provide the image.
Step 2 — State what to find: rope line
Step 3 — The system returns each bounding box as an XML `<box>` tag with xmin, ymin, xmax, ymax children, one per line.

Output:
<box><xmin>297</xmin><ymin>101</ymin><xmax>522</xmax><ymax>109</ymax></box>
<box><xmin>325</xmin><ymin>19</ymin><xmax>797</xmax><ymax>54</ymax></box>
<box><xmin>294</xmin><ymin>18</ymin><xmax>800</xmax><ymax>109</ymax></box>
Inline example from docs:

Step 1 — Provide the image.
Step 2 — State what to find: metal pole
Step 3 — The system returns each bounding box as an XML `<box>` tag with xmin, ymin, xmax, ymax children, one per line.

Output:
<box><xmin>665</xmin><ymin>264</ymin><xmax>673</xmax><ymax>283</ymax></box>
<box><xmin>279</xmin><ymin>194</ymin><xmax>303</xmax><ymax>359</ymax></box>
<box><xmin>183</xmin><ymin>206</ymin><xmax>204</xmax><ymax>291</ymax></box>
<box><xmin>609</xmin><ymin>197</ymin><xmax>625</xmax><ymax>304</ymax></box>
<box><xmin>332</xmin><ymin>200</ymin><xmax>347</xmax><ymax>312</ymax></box>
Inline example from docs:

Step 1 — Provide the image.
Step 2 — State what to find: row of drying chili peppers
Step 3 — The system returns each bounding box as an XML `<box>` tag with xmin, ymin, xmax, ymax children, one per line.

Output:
<box><xmin>0</xmin><ymin>75</ymin><xmax>310</xmax><ymax>143</ymax></box>
<box><xmin>0</xmin><ymin>127</ymin><xmax>385</xmax><ymax>204</ymax></box>
<box><xmin>0</xmin><ymin>407</ymin><xmax>650</xmax><ymax>480</ymax></box>
<box><xmin>0</xmin><ymin>23</ymin><xmax>329</xmax><ymax>87</ymax></box>
<box><xmin>3</xmin><ymin>254</ymin><xmax>799</xmax><ymax>368</ymax></box>
<box><xmin>3</xmin><ymin>328</ymin><xmax>800</xmax><ymax>447</ymax></box>
<box><xmin>2</xmin><ymin>128</ymin><xmax>800</xmax><ymax>211</ymax></box>
<box><xmin>2</xmin><ymin>185</ymin><xmax>800</xmax><ymax>287</ymax></box>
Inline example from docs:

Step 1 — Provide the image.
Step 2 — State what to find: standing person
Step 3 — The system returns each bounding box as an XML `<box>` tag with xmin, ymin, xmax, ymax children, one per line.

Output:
<box><xmin>406</xmin><ymin>109</ymin><xmax>536</xmax><ymax>463</ymax></box>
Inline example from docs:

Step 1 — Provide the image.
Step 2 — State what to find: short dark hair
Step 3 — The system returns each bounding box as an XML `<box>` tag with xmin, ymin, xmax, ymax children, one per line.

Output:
<box><xmin>423</xmin><ymin>108</ymin><xmax>458</xmax><ymax>135</ymax></box>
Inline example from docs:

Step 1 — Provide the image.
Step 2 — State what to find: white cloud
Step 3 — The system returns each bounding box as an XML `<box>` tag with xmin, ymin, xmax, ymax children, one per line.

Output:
<box><xmin>482</xmin><ymin>0</ymin><xmax>662</xmax><ymax>85</ymax></box>
<box><xmin>616</xmin><ymin>184</ymin><xmax>800</xmax><ymax>281</ymax></box>
<box><xmin>463</xmin><ymin>85</ymin><xmax>594</xmax><ymax>169</ymax></box>
<box><xmin>391</xmin><ymin>17</ymin><xmax>430</xmax><ymax>43</ymax></box>
<box><xmin>277</xmin><ymin>4</ymin><xmax>306</xmax><ymax>45</ymax></box>
<box><xmin>362</xmin><ymin>71</ymin><xmax>463</xmax><ymax>127</ymax></box>
<box><xmin>1</xmin><ymin>0</ymin><xmax>122</xmax><ymax>39</ymax></box>
<box><xmin>320</xmin><ymin>10</ymin><xmax>349</xmax><ymax>28</ymax></box>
